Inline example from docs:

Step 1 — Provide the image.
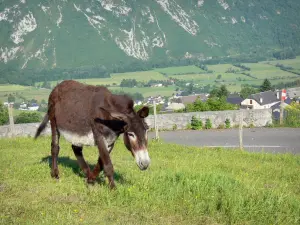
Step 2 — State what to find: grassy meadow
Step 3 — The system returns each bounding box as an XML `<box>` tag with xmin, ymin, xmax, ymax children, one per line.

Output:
<box><xmin>263</xmin><ymin>56</ymin><xmax>300</xmax><ymax>73</ymax></box>
<box><xmin>0</xmin><ymin>85</ymin><xmax>51</xmax><ymax>103</ymax></box>
<box><xmin>1</xmin><ymin>57</ymin><xmax>300</xmax><ymax>103</ymax></box>
<box><xmin>77</xmin><ymin>71</ymin><xmax>167</xmax><ymax>86</ymax></box>
<box><xmin>1</xmin><ymin>137</ymin><xmax>300</xmax><ymax>224</ymax></box>
<box><xmin>154</xmin><ymin>65</ymin><xmax>205</xmax><ymax>75</ymax></box>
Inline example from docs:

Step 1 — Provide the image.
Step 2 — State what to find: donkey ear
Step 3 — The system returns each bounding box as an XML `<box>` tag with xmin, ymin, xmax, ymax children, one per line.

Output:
<box><xmin>100</xmin><ymin>107</ymin><xmax>128</xmax><ymax>121</ymax></box>
<box><xmin>137</xmin><ymin>106</ymin><xmax>149</xmax><ymax>118</ymax></box>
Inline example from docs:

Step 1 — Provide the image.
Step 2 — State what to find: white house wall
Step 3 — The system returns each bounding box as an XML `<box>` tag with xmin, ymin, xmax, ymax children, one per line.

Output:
<box><xmin>241</xmin><ymin>99</ymin><xmax>280</xmax><ymax>109</ymax></box>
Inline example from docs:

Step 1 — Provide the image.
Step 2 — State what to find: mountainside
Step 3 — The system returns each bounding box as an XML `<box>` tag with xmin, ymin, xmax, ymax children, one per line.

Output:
<box><xmin>1</xmin><ymin>0</ymin><xmax>300</xmax><ymax>70</ymax></box>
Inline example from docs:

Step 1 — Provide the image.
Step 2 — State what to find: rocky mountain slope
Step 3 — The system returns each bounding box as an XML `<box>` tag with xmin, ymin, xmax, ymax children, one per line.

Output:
<box><xmin>1</xmin><ymin>0</ymin><xmax>300</xmax><ymax>70</ymax></box>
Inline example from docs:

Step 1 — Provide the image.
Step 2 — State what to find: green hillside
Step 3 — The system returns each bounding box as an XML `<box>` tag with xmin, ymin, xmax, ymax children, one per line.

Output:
<box><xmin>0</xmin><ymin>0</ymin><xmax>300</xmax><ymax>80</ymax></box>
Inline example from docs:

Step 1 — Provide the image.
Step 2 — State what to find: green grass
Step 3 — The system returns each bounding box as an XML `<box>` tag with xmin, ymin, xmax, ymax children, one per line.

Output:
<box><xmin>1</xmin><ymin>137</ymin><xmax>300</xmax><ymax>224</ymax></box>
<box><xmin>262</xmin><ymin>56</ymin><xmax>300</xmax><ymax>73</ymax></box>
<box><xmin>46</xmin><ymin>71</ymin><xmax>167</xmax><ymax>87</ymax></box>
<box><xmin>243</xmin><ymin>63</ymin><xmax>296</xmax><ymax>79</ymax></box>
<box><xmin>207</xmin><ymin>64</ymin><xmax>241</xmax><ymax>73</ymax></box>
<box><xmin>108</xmin><ymin>85</ymin><xmax>176</xmax><ymax>97</ymax></box>
<box><xmin>0</xmin><ymin>84</ymin><xmax>29</xmax><ymax>92</ymax></box>
<box><xmin>154</xmin><ymin>65</ymin><xmax>205</xmax><ymax>75</ymax></box>
<box><xmin>0</xmin><ymin>85</ymin><xmax>51</xmax><ymax>103</ymax></box>
<box><xmin>2</xmin><ymin>58</ymin><xmax>300</xmax><ymax>101</ymax></box>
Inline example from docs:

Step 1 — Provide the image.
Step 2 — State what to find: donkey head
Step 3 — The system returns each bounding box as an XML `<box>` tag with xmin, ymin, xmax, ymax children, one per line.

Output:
<box><xmin>104</xmin><ymin>106</ymin><xmax>151</xmax><ymax>170</ymax></box>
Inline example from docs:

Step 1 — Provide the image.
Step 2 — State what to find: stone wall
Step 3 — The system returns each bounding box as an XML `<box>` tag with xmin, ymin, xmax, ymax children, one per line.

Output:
<box><xmin>0</xmin><ymin>123</ymin><xmax>52</xmax><ymax>138</ymax></box>
<box><xmin>0</xmin><ymin>109</ymin><xmax>272</xmax><ymax>138</ymax></box>
<box><xmin>145</xmin><ymin>109</ymin><xmax>272</xmax><ymax>130</ymax></box>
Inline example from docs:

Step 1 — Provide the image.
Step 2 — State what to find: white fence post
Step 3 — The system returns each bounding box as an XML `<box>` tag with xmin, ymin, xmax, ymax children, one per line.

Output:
<box><xmin>153</xmin><ymin>99</ymin><xmax>159</xmax><ymax>140</ymax></box>
<box><xmin>239</xmin><ymin>111</ymin><xmax>243</xmax><ymax>150</ymax></box>
<box><xmin>8</xmin><ymin>103</ymin><xmax>15</xmax><ymax>137</ymax></box>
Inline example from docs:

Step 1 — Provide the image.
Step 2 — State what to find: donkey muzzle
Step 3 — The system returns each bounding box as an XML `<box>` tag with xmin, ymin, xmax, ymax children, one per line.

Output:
<box><xmin>134</xmin><ymin>150</ymin><xmax>151</xmax><ymax>170</ymax></box>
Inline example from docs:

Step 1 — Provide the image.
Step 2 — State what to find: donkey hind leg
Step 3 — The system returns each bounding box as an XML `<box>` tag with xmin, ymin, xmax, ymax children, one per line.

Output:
<box><xmin>50</xmin><ymin>122</ymin><xmax>60</xmax><ymax>179</ymax></box>
<box><xmin>71</xmin><ymin>145</ymin><xmax>94</xmax><ymax>183</ymax></box>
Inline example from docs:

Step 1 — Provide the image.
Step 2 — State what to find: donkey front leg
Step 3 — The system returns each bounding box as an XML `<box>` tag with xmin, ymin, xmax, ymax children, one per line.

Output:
<box><xmin>92</xmin><ymin>143</ymin><xmax>114</xmax><ymax>179</ymax></box>
<box><xmin>92</xmin><ymin>157</ymin><xmax>103</xmax><ymax>179</ymax></box>
<box><xmin>95</xmin><ymin>137</ymin><xmax>115</xmax><ymax>189</ymax></box>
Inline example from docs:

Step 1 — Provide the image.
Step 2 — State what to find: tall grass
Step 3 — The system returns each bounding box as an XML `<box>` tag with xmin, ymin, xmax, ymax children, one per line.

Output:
<box><xmin>1</xmin><ymin>137</ymin><xmax>300</xmax><ymax>224</ymax></box>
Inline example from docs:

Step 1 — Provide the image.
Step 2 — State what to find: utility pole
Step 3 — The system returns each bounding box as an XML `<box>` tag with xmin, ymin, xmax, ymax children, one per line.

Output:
<box><xmin>153</xmin><ymin>99</ymin><xmax>159</xmax><ymax>140</ymax></box>
<box><xmin>239</xmin><ymin>110</ymin><xmax>243</xmax><ymax>150</ymax></box>
<box><xmin>280</xmin><ymin>89</ymin><xmax>286</xmax><ymax>125</ymax></box>
<box><xmin>8</xmin><ymin>103</ymin><xmax>15</xmax><ymax>137</ymax></box>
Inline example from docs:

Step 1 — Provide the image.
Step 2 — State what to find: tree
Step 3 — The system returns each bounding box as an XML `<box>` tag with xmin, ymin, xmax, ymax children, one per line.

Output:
<box><xmin>0</xmin><ymin>102</ymin><xmax>9</xmax><ymax>125</ymax></box>
<box><xmin>260</xmin><ymin>79</ymin><xmax>272</xmax><ymax>92</ymax></box>
<box><xmin>120</xmin><ymin>79</ymin><xmax>137</xmax><ymax>88</ymax></box>
<box><xmin>209</xmin><ymin>85</ymin><xmax>229</xmax><ymax>98</ymax></box>
<box><xmin>7</xmin><ymin>94</ymin><xmax>15</xmax><ymax>103</ymax></box>
<box><xmin>240</xmin><ymin>85</ymin><xmax>258</xmax><ymax>99</ymax></box>
<box><xmin>30</xmin><ymin>99</ymin><xmax>38</xmax><ymax>104</ymax></box>
<box><xmin>41</xmin><ymin>81</ymin><xmax>51</xmax><ymax>89</ymax></box>
<box><xmin>219</xmin><ymin>85</ymin><xmax>229</xmax><ymax>98</ymax></box>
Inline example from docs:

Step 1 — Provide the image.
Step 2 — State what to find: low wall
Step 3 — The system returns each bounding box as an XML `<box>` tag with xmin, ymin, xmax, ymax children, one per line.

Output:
<box><xmin>0</xmin><ymin>109</ymin><xmax>272</xmax><ymax>138</ymax></box>
<box><xmin>145</xmin><ymin>109</ymin><xmax>272</xmax><ymax>130</ymax></box>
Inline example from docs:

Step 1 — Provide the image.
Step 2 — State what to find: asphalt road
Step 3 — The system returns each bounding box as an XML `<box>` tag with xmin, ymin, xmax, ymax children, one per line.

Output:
<box><xmin>148</xmin><ymin>128</ymin><xmax>300</xmax><ymax>154</ymax></box>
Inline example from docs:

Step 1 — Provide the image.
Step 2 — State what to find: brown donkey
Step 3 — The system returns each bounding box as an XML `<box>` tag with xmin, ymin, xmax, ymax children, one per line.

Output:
<box><xmin>35</xmin><ymin>80</ymin><xmax>150</xmax><ymax>189</ymax></box>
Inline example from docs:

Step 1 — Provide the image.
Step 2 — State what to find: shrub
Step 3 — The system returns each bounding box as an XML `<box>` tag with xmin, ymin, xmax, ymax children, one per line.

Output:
<box><xmin>172</xmin><ymin>124</ymin><xmax>178</xmax><ymax>130</ymax></box>
<box><xmin>284</xmin><ymin>103</ymin><xmax>300</xmax><ymax>127</ymax></box>
<box><xmin>186</xmin><ymin>123</ymin><xmax>192</xmax><ymax>130</ymax></box>
<box><xmin>0</xmin><ymin>102</ymin><xmax>9</xmax><ymax>125</ymax></box>
<box><xmin>265</xmin><ymin>122</ymin><xmax>274</xmax><ymax>128</ymax></box>
<box><xmin>191</xmin><ymin>116</ymin><xmax>202</xmax><ymax>130</ymax></box>
<box><xmin>15</xmin><ymin>112</ymin><xmax>42</xmax><ymax>124</ymax></box>
<box><xmin>205</xmin><ymin>118</ymin><xmax>212</xmax><ymax>129</ymax></box>
<box><xmin>225</xmin><ymin>118</ymin><xmax>231</xmax><ymax>129</ymax></box>
<box><xmin>218</xmin><ymin>124</ymin><xmax>225</xmax><ymax>129</ymax></box>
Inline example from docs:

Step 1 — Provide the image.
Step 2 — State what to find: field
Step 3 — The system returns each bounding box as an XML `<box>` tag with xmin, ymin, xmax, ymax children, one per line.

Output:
<box><xmin>154</xmin><ymin>65</ymin><xmax>205</xmax><ymax>75</ymax></box>
<box><xmin>0</xmin><ymin>85</ymin><xmax>51</xmax><ymax>103</ymax></box>
<box><xmin>109</xmin><ymin>85</ymin><xmax>176</xmax><ymax>97</ymax></box>
<box><xmin>1</xmin><ymin>137</ymin><xmax>300</xmax><ymax>224</ymax></box>
<box><xmin>262</xmin><ymin>56</ymin><xmax>300</xmax><ymax>73</ymax></box>
<box><xmin>1</xmin><ymin>58</ymin><xmax>300</xmax><ymax>103</ymax></box>
<box><xmin>42</xmin><ymin>71</ymin><xmax>167</xmax><ymax>87</ymax></box>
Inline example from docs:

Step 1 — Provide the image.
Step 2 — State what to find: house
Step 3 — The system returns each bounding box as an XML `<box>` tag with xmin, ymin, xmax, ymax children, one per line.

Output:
<box><xmin>3</xmin><ymin>102</ymin><xmax>14</xmax><ymax>107</ymax></box>
<box><xmin>150</xmin><ymin>83</ymin><xmax>163</xmax><ymax>87</ymax></box>
<box><xmin>161</xmin><ymin>102</ymin><xmax>185</xmax><ymax>113</ymax></box>
<box><xmin>19</xmin><ymin>102</ymin><xmax>28</xmax><ymax>110</ymax></box>
<box><xmin>28</xmin><ymin>103</ymin><xmax>39</xmax><ymax>111</ymax></box>
<box><xmin>226</xmin><ymin>94</ymin><xmax>244</xmax><ymax>106</ymax></box>
<box><xmin>271</xmin><ymin>98</ymin><xmax>292</xmax><ymax>120</ymax></box>
<box><xmin>172</xmin><ymin>94</ymin><xmax>209</xmax><ymax>105</ymax></box>
<box><xmin>134</xmin><ymin>100</ymin><xmax>143</xmax><ymax>106</ymax></box>
<box><xmin>145</xmin><ymin>95</ymin><xmax>165</xmax><ymax>105</ymax></box>
<box><xmin>240</xmin><ymin>90</ymin><xmax>290</xmax><ymax>109</ymax></box>
<box><xmin>287</xmin><ymin>87</ymin><xmax>300</xmax><ymax>101</ymax></box>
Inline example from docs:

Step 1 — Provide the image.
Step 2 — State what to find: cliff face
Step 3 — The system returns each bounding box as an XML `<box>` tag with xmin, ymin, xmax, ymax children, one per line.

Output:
<box><xmin>1</xmin><ymin>0</ymin><xmax>300</xmax><ymax>69</ymax></box>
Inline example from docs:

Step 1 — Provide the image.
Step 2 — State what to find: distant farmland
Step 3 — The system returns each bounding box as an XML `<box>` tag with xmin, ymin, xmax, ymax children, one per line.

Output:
<box><xmin>2</xmin><ymin>57</ymin><xmax>300</xmax><ymax>103</ymax></box>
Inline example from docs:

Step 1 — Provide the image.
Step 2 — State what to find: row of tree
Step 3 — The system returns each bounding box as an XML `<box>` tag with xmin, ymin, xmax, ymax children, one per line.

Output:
<box><xmin>1</xmin><ymin>47</ymin><xmax>299</xmax><ymax>86</ymax></box>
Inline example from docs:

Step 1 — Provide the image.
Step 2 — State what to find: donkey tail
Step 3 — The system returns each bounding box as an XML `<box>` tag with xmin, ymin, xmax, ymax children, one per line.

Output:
<box><xmin>34</xmin><ymin>113</ymin><xmax>49</xmax><ymax>139</ymax></box>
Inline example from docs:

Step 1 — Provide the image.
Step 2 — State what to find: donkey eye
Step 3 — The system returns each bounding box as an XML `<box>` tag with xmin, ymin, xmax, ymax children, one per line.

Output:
<box><xmin>127</xmin><ymin>132</ymin><xmax>135</xmax><ymax>138</ymax></box>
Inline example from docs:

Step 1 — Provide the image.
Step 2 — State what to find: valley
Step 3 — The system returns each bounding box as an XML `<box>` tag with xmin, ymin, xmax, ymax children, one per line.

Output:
<box><xmin>1</xmin><ymin>57</ymin><xmax>300</xmax><ymax>108</ymax></box>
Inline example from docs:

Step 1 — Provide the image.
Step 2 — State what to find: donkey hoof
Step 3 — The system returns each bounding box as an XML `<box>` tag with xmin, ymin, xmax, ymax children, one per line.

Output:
<box><xmin>51</xmin><ymin>172</ymin><xmax>59</xmax><ymax>179</ymax></box>
<box><xmin>86</xmin><ymin>178</ymin><xmax>96</xmax><ymax>185</ymax></box>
